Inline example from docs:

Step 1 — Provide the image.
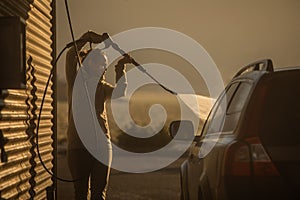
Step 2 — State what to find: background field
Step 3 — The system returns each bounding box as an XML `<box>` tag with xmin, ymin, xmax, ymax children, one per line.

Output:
<box><xmin>57</xmin><ymin>90</ymin><xmax>212</xmax><ymax>199</ymax></box>
<box><xmin>57</xmin><ymin>89</ymin><xmax>212</xmax><ymax>152</ymax></box>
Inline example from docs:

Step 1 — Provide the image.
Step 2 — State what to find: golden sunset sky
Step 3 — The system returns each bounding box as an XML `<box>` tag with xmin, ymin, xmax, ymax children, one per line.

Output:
<box><xmin>56</xmin><ymin>0</ymin><xmax>300</xmax><ymax>95</ymax></box>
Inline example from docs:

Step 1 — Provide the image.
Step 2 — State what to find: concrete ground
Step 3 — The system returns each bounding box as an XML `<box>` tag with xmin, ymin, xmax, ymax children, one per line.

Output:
<box><xmin>57</xmin><ymin>144</ymin><xmax>186</xmax><ymax>200</ymax></box>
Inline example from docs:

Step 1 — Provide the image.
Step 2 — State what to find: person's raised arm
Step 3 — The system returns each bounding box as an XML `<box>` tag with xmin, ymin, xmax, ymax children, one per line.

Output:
<box><xmin>105</xmin><ymin>54</ymin><xmax>133</xmax><ymax>99</ymax></box>
<box><xmin>65</xmin><ymin>31</ymin><xmax>104</xmax><ymax>99</ymax></box>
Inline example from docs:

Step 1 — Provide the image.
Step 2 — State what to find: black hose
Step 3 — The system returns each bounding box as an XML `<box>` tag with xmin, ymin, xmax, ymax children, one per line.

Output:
<box><xmin>34</xmin><ymin>46</ymin><xmax>83</xmax><ymax>182</ymax></box>
<box><xmin>64</xmin><ymin>0</ymin><xmax>81</xmax><ymax>66</ymax></box>
<box><xmin>33</xmin><ymin>0</ymin><xmax>86</xmax><ymax>183</ymax></box>
<box><xmin>35</xmin><ymin>0</ymin><xmax>177</xmax><ymax>183</ymax></box>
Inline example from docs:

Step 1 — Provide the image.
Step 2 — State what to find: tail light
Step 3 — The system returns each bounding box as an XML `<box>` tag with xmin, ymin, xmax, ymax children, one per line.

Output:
<box><xmin>224</xmin><ymin>137</ymin><xmax>279</xmax><ymax>176</ymax></box>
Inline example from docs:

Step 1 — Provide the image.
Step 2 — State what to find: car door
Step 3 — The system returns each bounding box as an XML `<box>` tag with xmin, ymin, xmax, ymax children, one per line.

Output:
<box><xmin>186</xmin><ymin>82</ymin><xmax>240</xmax><ymax>199</ymax></box>
<box><xmin>187</xmin><ymin>79</ymin><xmax>257</xmax><ymax>199</ymax></box>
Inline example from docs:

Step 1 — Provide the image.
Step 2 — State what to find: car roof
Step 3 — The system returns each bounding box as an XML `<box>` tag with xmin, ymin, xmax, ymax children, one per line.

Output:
<box><xmin>274</xmin><ymin>66</ymin><xmax>300</xmax><ymax>72</ymax></box>
<box><xmin>230</xmin><ymin>59</ymin><xmax>300</xmax><ymax>82</ymax></box>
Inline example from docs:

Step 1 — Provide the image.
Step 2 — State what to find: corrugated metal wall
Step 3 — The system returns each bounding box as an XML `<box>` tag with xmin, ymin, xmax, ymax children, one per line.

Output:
<box><xmin>0</xmin><ymin>0</ymin><xmax>56</xmax><ymax>199</ymax></box>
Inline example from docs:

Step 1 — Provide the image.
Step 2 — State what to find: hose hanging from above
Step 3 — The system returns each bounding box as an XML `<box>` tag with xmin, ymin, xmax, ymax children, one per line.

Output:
<box><xmin>34</xmin><ymin>0</ymin><xmax>177</xmax><ymax>184</ymax></box>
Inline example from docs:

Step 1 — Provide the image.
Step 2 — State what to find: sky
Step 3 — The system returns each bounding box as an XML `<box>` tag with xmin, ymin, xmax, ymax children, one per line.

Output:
<box><xmin>56</xmin><ymin>0</ymin><xmax>300</xmax><ymax>95</ymax></box>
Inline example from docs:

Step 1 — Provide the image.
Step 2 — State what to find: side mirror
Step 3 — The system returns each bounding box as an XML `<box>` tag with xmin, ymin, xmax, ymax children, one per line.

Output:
<box><xmin>169</xmin><ymin>120</ymin><xmax>195</xmax><ymax>141</ymax></box>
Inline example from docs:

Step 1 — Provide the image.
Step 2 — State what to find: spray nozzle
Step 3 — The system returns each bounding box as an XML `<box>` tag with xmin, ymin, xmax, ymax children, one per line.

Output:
<box><xmin>102</xmin><ymin>33</ymin><xmax>126</xmax><ymax>55</ymax></box>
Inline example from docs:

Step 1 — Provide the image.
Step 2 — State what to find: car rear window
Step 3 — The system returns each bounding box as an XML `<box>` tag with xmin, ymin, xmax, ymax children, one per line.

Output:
<box><xmin>258</xmin><ymin>70</ymin><xmax>300</xmax><ymax>146</ymax></box>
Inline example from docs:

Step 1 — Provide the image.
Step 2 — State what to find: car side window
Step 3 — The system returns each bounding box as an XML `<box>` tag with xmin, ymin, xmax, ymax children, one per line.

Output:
<box><xmin>222</xmin><ymin>81</ymin><xmax>252</xmax><ymax>132</ymax></box>
<box><xmin>201</xmin><ymin>83</ymin><xmax>239</xmax><ymax>136</ymax></box>
<box><xmin>227</xmin><ymin>82</ymin><xmax>252</xmax><ymax>114</ymax></box>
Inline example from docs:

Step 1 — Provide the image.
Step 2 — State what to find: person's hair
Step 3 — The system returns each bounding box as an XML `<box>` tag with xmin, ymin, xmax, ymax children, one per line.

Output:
<box><xmin>79</xmin><ymin>49</ymin><xmax>108</xmax><ymax>80</ymax></box>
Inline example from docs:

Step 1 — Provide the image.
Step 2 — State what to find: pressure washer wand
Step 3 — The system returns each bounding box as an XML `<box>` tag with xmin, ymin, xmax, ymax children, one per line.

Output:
<box><xmin>103</xmin><ymin>33</ymin><xmax>177</xmax><ymax>95</ymax></box>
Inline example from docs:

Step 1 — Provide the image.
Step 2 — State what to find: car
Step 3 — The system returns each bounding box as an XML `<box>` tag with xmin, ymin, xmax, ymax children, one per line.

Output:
<box><xmin>169</xmin><ymin>59</ymin><xmax>300</xmax><ymax>200</ymax></box>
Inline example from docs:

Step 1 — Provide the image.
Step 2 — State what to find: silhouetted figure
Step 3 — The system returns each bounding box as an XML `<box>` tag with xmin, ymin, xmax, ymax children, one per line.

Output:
<box><xmin>65</xmin><ymin>31</ymin><xmax>132</xmax><ymax>200</ymax></box>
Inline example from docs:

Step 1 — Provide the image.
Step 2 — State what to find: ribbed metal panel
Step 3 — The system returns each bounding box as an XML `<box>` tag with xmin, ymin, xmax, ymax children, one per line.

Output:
<box><xmin>0</xmin><ymin>89</ymin><xmax>32</xmax><ymax>200</ymax></box>
<box><xmin>0</xmin><ymin>0</ymin><xmax>55</xmax><ymax>199</ymax></box>
<box><xmin>0</xmin><ymin>0</ymin><xmax>33</xmax><ymax>194</ymax></box>
<box><xmin>27</xmin><ymin>0</ymin><xmax>54</xmax><ymax>199</ymax></box>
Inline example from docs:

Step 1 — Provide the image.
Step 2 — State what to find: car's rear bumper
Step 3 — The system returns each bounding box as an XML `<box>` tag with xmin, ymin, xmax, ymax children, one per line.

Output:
<box><xmin>219</xmin><ymin>176</ymin><xmax>298</xmax><ymax>200</ymax></box>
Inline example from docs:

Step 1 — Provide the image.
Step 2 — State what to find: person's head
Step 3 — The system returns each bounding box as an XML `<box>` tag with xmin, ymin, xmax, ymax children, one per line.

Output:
<box><xmin>80</xmin><ymin>48</ymin><xmax>108</xmax><ymax>79</ymax></box>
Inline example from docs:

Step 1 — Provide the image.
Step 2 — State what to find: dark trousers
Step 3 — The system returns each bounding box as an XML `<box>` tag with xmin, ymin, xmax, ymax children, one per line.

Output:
<box><xmin>68</xmin><ymin>148</ymin><xmax>110</xmax><ymax>200</ymax></box>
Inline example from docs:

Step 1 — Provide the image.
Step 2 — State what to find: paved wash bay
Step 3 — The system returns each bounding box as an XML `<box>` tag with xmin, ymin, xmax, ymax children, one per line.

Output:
<box><xmin>57</xmin><ymin>150</ymin><xmax>185</xmax><ymax>200</ymax></box>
